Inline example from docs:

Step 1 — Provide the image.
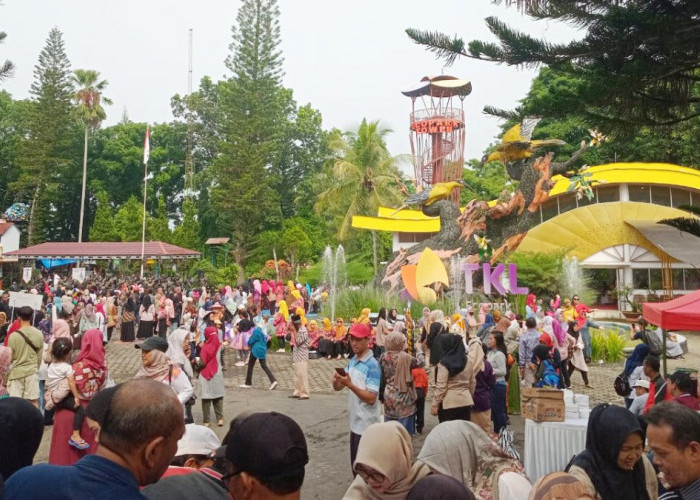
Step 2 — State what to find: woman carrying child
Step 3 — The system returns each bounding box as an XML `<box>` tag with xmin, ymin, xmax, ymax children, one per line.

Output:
<box><xmin>45</xmin><ymin>338</ymin><xmax>90</xmax><ymax>450</ymax></box>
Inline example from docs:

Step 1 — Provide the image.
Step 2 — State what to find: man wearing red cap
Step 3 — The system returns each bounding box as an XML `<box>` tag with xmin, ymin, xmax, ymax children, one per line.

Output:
<box><xmin>332</xmin><ymin>322</ymin><xmax>381</xmax><ymax>472</ymax></box>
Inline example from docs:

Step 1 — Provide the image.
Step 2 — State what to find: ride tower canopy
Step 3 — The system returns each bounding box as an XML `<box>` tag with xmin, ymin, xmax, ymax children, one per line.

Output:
<box><xmin>402</xmin><ymin>75</ymin><xmax>472</xmax><ymax>202</ymax></box>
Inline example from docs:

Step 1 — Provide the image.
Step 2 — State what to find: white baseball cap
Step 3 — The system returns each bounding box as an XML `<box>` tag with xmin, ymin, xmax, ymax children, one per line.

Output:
<box><xmin>633</xmin><ymin>380</ymin><xmax>650</xmax><ymax>390</ymax></box>
<box><xmin>176</xmin><ymin>424</ymin><xmax>222</xmax><ymax>457</ymax></box>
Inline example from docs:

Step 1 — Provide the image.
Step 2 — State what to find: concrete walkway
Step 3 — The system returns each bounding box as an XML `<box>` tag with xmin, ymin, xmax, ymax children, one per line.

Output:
<box><xmin>32</xmin><ymin>332</ymin><xmax>699</xmax><ymax>498</ymax></box>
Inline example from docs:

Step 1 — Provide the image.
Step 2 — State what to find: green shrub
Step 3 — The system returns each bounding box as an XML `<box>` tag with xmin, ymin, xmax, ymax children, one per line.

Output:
<box><xmin>604</xmin><ymin>330</ymin><xmax>626</xmax><ymax>363</ymax></box>
<box><xmin>590</xmin><ymin>330</ymin><xmax>607</xmax><ymax>362</ymax></box>
<box><xmin>590</xmin><ymin>329</ymin><xmax>626</xmax><ymax>363</ymax></box>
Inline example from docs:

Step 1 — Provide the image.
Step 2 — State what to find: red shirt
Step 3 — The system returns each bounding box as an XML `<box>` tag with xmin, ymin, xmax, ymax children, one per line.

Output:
<box><xmin>2</xmin><ymin>319</ymin><xmax>21</xmax><ymax>346</ymax></box>
<box><xmin>674</xmin><ymin>394</ymin><xmax>700</xmax><ymax>410</ymax></box>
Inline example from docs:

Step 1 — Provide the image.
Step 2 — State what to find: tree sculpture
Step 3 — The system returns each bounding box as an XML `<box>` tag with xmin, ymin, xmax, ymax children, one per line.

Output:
<box><xmin>380</xmin><ymin>117</ymin><xmax>593</xmax><ymax>293</ymax></box>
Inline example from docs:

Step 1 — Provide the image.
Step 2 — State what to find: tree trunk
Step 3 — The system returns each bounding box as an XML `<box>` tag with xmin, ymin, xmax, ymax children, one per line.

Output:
<box><xmin>78</xmin><ymin>125</ymin><xmax>89</xmax><ymax>243</ymax></box>
<box><xmin>372</xmin><ymin>230</ymin><xmax>378</xmax><ymax>276</ymax></box>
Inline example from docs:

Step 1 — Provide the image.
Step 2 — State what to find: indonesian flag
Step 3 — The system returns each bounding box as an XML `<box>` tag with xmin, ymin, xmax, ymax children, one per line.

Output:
<box><xmin>143</xmin><ymin>125</ymin><xmax>150</xmax><ymax>165</ymax></box>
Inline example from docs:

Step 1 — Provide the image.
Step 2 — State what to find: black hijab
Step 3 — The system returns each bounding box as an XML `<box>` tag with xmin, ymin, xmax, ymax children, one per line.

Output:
<box><xmin>438</xmin><ymin>333</ymin><xmax>467</xmax><ymax>376</ymax></box>
<box><xmin>569</xmin><ymin>404</ymin><xmax>650</xmax><ymax>500</ymax></box>
<box><xmin>0</xmin><ymin>397</ymin><xmax>44</xmax><ymax>481</ymax></box>
<box><xmin>533</xmin><ymin>344</ymin><xmax>552</xmax><ymax>362</ymax></box>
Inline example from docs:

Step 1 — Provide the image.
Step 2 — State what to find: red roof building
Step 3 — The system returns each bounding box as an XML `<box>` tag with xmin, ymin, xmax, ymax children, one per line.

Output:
<box><xmin>6</xmin><ymin>241</ymin><xmax>200</xmax><ymax>260</ymax></box>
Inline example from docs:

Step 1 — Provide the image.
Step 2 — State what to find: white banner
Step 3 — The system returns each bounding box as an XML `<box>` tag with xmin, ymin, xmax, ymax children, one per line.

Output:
<box><xmin>8</xmin><ymin>291</ymin><xmax>43</xmax><ymax>311</ymax></box>
<box><xmin>72</xmin><ymin>267</ymin><xmax>86</xmax><ymax>283</ymax></box>
<box><xmin>53</xmin><ymin>273</ymin><xmax>60</xmax><ymax>288</ymax></box>
<box><xmin>22</xmin><ymin>267</ymin><xmax>32</xmax><ymax>284</ymax></box>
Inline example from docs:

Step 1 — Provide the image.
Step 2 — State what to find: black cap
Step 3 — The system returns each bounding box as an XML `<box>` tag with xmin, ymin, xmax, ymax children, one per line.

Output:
<box><xmin>225</xmin><ymin>412</ymin><xmax>308</xmax><ymax>479</ymax></box>
<box><xmin>135</xmin><ymin>336</ymin><xmax>168</xmax><ymax>353</ymax></box>
<box><xmin>669</xmin><ymin>370</ymin><xmax>694</xmax><ymax>393</ymax></box>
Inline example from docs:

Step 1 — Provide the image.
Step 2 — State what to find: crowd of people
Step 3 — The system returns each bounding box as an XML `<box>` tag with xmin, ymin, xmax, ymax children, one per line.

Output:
<box><xmin>1</xmin><ymin>276</ymin><xmax>699</xmax><ymax>499</ymax></box>
<box><xmin>1</xmin><ymin>380</ymin><xmax>698</xmax><ymax>500</ymax></box>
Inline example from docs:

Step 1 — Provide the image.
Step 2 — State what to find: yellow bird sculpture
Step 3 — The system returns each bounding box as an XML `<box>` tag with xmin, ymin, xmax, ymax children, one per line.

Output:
<box><xmin>481</xmin><ymin>117</ymin><xmax>566</xmax><ymax>164</ymax></box>
<box><xmin>390</xmin><ymin>180</ymin><xmax>464</xmax><ymax>216</ymax></box>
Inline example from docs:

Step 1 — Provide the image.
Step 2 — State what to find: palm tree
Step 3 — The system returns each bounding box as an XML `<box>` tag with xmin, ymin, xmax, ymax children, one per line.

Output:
<box><xmin>315</xmin><ymin>119</ymin><xmax>403</xmax><ymax>275</ymax></box>
<box><xmin>73</xmin><ymin>69</ymin><xmax>111</xmax><ymax>242</ymax></box>
<box><xmin>661</xmin><ymin>205</ymin><xmax>700</xmax><ymax>237</ymax></box>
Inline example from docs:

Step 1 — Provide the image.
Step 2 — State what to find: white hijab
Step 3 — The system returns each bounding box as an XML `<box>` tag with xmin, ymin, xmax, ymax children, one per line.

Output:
<box><xmin>166</xmin><ymin>327</ymin><xmax>193</xmax><ymax>379</ymax></box>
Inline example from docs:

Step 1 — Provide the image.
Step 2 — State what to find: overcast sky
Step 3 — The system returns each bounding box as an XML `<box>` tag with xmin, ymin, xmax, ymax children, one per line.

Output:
<box><xmin>1</xmin><ymin>0</ymin><xmax>579</xmax><ymax>163</ymax></box>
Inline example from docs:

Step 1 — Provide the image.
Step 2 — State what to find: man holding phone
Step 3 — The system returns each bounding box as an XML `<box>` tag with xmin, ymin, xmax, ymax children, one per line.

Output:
<box><xmin>332</xmin><ymin>322</ymin><xmax>381</xmax><ymax>472</ymax></box>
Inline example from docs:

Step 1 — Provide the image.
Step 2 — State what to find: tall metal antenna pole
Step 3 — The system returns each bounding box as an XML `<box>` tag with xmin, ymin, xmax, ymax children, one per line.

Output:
<box><xmin>185</xmin><ymin>29</ymin><xmax>194</xmax><ymax>197</ymax></box>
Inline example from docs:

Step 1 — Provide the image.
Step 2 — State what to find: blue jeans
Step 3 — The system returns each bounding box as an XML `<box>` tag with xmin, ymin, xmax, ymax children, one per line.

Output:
<box><xmin>39</xmin><ymin>379</ymin><xmax>45</xmax><ymax>416</ymax></box>
<box><xmin>581</xmin><ymin>329</ymin><xmax>592</xmax><ymax>359</ymax></box>
<box><xmin>385</xmin><ymin>414</ymin><xmax>416</xmax><ymax>435</ymax></box>
<box><xmin>491</xmin><ymin>382</ymin><xmax>508</xmax><ymax>434</ymax></box>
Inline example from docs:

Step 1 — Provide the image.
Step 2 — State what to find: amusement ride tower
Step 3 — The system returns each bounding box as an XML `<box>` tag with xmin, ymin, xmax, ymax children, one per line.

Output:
<box><xmin>402</xmin><ymin>75</ymin><xmax>472</xmax><ymax>204</ymax></box>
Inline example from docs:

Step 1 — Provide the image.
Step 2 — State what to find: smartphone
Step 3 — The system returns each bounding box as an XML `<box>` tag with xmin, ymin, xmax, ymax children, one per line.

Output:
<box><xmin>335</xmin><ymin>367</ymin><xmax>347</xmax><ymax>377</ymax></box>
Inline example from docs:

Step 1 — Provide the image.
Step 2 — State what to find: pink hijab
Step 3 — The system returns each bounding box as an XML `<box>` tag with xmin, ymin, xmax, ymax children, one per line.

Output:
<box><xmin>74</xmin><ymin>329</ymin><xmax>106</xmax><ymax>371</ymax></box>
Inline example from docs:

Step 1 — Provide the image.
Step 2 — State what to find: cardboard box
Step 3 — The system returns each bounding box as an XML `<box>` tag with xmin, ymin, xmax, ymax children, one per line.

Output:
<box><xmin>521</xmin><ymin>387</ymin><xmax>565</xmax><ymax>422</ymax></box>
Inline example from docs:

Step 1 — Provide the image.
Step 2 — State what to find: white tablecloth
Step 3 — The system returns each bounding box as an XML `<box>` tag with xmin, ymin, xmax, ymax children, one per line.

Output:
<box><xmin>524</xmin><ymin>418</ymin><xmax>588</xmax><ymax>481</ymax></box>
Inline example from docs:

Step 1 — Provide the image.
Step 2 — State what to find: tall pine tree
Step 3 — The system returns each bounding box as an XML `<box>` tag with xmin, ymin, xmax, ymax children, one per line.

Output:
<box><xmin>407</xmin><ymin>0</ymin><xmax>700</xmax><ymax>135</ymax></box>
<box><xmin>212</xmin><ymin>0</ymin><xmax>285</xmax><ymax>269</ymax></box>
<box><xmin>12</xmin><ymin>28</ymin><xmax>75</xmax><ymax>244</ymax></box>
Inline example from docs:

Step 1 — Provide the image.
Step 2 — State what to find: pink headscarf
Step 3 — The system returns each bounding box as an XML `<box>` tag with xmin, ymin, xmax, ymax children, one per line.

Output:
<box><xmin>74</xmin><ymin>329</ymin><xmax>106</xmax><ymax>371</ymax></box>
<box><xmin>551</xmin><ymin>317</ymin><xmax>567</xmax><ymax>345</ymax></box>
<box><xmin>526</xmin><ymin>293</ymin><xmax>538</xmax><ymax>313</ymax></box>
<box><xmin>200</xmin><ymin>326</ymin><xmax>221</xmax><ymax>380</ymax></box>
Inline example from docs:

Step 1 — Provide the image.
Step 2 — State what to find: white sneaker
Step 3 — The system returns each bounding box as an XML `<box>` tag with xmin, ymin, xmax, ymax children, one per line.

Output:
<box><xmin>239</xmin><ymin>384</ymin><xmax>252</xmax><ymax>389</ymax></box>
<box><xmin>269</xmin><ymin>381</ymin><xmax>278</xmax><ymax>390</ymax></box>
<box><xmin>276</xmin><ymin>348</ymin><xmax>285</xmax><ymax>353</ymax></box>
<box><xmin>235</xmin><ymin>361</ymin><xmax>245</xmax><ymax>367</ymax></box>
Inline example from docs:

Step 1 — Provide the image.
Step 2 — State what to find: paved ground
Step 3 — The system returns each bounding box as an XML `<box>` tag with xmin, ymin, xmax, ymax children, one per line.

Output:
<box><xmin>33</xmin><ymin>332</ymin><xmax>700</xmax><ymax>499</ymax></box>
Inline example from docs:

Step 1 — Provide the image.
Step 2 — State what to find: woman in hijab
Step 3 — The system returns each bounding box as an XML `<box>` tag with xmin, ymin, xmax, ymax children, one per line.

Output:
<box><xmin>525</xmin><ymin>294</ymin><xmax>538</xmax><ymax>320</ymax></box>
<box><xmin>344</xmin><ymin>421</ymin><xmax>430</xmax><ymax>500</ymax></box>
<box><xmin>492</xmin><ymin>310</ymin><xmax>511</xmax><ymax>334</ymax></box>
<box><xmin>120</xmin><ymin>292</ymin><xmax>136</xmax><ymax>342</ymax></box>
<box><xmin>78</xmin><ymin>303</ymin><xmax>100</xmax><ymax>344</ymax></box>
<box><xmin>0</xmin><ymin>397</ymin><xmax>44</xmax><ymax>483</ymax></box>
<box><xmin>407</xmin><ymin>475</ymin><xmax>475</xmax><ymax>500</ymax></box>
<box><xmin>137</xmin><ymin>293</ymin><xmax>155</xmax><ymax>339</ymax></box>
<box><xmin>527</xmin><ymin>472</ymin><xmax>594</xmax><ymax>500</ymax></box>
<box><xmin>567</xmin><ymin>404</ymin><xmax>656</xmax><ymax>500</ymax></box>
<box><xmin>49</xmin><ymin>329</ymin><xmax>107</xmax><ymax>466</ymax></box>
<box><xmin>552</xmin><ymin>312</ymin><xmax>572</xmax><ymax>389</ymax></box>
<box><xmin>468</xmin><ymin>334</ymin><xmax>493</xmax><ymax>434</ymax></box>
<box><xmin>380</xmin><ymin>332</ymin><xmax>417</xmax><ymax>434</ymax></box>
<box><xmin>431</xmin><ymin>333</ymin><xmax>474</xmax><ymax>422</ymax></box>
<box><xmin>134</xmin><ymin>339</ymin><xmax>193</xmax><ymax>415</ymax></box>
<box><xmin>167</xmin><ymin>326</ymin><xmax>195</xmax><ymax>423</ymax></box>
<box><xmin>51</xmin><ymin>309</ymin><xmax>72</xmax><ymax>345</ymax></box>
<box><xmin>566</xmin><ymin>321</ymin><xmax>591</xmax><ymax>388</ymax></box>
<box><xmin>417</xmin><ymin>420</ymin><xmax>528</xmax><ymax>500</ymax></box>
<box><xmin>504</xmin><ymin>314</ymin><xmax>522</xmax><ymax>415</ymax></box>
<box><xmin>197</xmin><ymin>326</ymin><xmax>225</xmax><ymax>427</ymax></box>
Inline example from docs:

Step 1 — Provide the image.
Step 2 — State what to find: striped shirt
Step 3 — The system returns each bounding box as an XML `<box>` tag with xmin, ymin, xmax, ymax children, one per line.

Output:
<box><xmin>292</xmin><ymin>326</ymin><xmax>309</xmax><ymax>364</ymax></box>
<box><xmin>346</xmin><ymin>350</ymin><xmax>381</xmax><ymax>434</ymax></box>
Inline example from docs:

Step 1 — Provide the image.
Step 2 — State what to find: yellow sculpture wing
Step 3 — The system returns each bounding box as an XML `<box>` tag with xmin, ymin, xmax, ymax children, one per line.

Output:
<box><xmin>401</xmin><ymin>265</ymin><xmax>419</xmax><ymax>302</ymax></box>
<box><xmin>501</xmin><ymin>123</ymin><xmax>524</xmax><ymax>144</ymax></box>
<box><xmin>416</xmin><ymin>247</ymin><xmax>449</xmax><ymax>287</ymax></box>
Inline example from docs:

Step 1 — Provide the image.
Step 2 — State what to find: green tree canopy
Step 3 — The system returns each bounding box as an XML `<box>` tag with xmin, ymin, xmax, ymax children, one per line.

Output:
<box><xmin>315</xmin><ymin>119</ymin><xmax>402</xmax><ymax>274</ymax></box>
<box><xmin>407</xmin><ymin>0</ymin><xmax>700</xmax><ymax>135</ymax></box>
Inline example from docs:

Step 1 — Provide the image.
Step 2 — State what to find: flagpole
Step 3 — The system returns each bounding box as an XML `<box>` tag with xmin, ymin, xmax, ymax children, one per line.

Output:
<box><xmin>140</xmin><ymin>125</ymin><xmax>150</xmax><ymax>279</ymax></box>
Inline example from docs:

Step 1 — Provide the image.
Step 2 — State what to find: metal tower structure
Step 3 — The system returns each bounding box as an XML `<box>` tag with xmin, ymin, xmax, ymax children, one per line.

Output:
<box><xmin>402</xmin><ymin>75</ymin><xmax>472</xmax><ymax>203</ymax></box>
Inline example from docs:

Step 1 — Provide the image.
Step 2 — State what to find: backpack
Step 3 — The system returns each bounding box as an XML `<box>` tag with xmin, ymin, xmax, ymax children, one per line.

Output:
<box><xmin>642</xmin><ymin>329</ymin><xmax>664</xmax><ymax>356</ymax></box>
<box><xmin>536</xmin><ymin>360</ymin><xmax>561</xmax><ymax>388</ymax></box>
<box><xmin>614</xmin><ymin>370</ymin><xmax>632</xmax><ymax>397</ymax></box>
